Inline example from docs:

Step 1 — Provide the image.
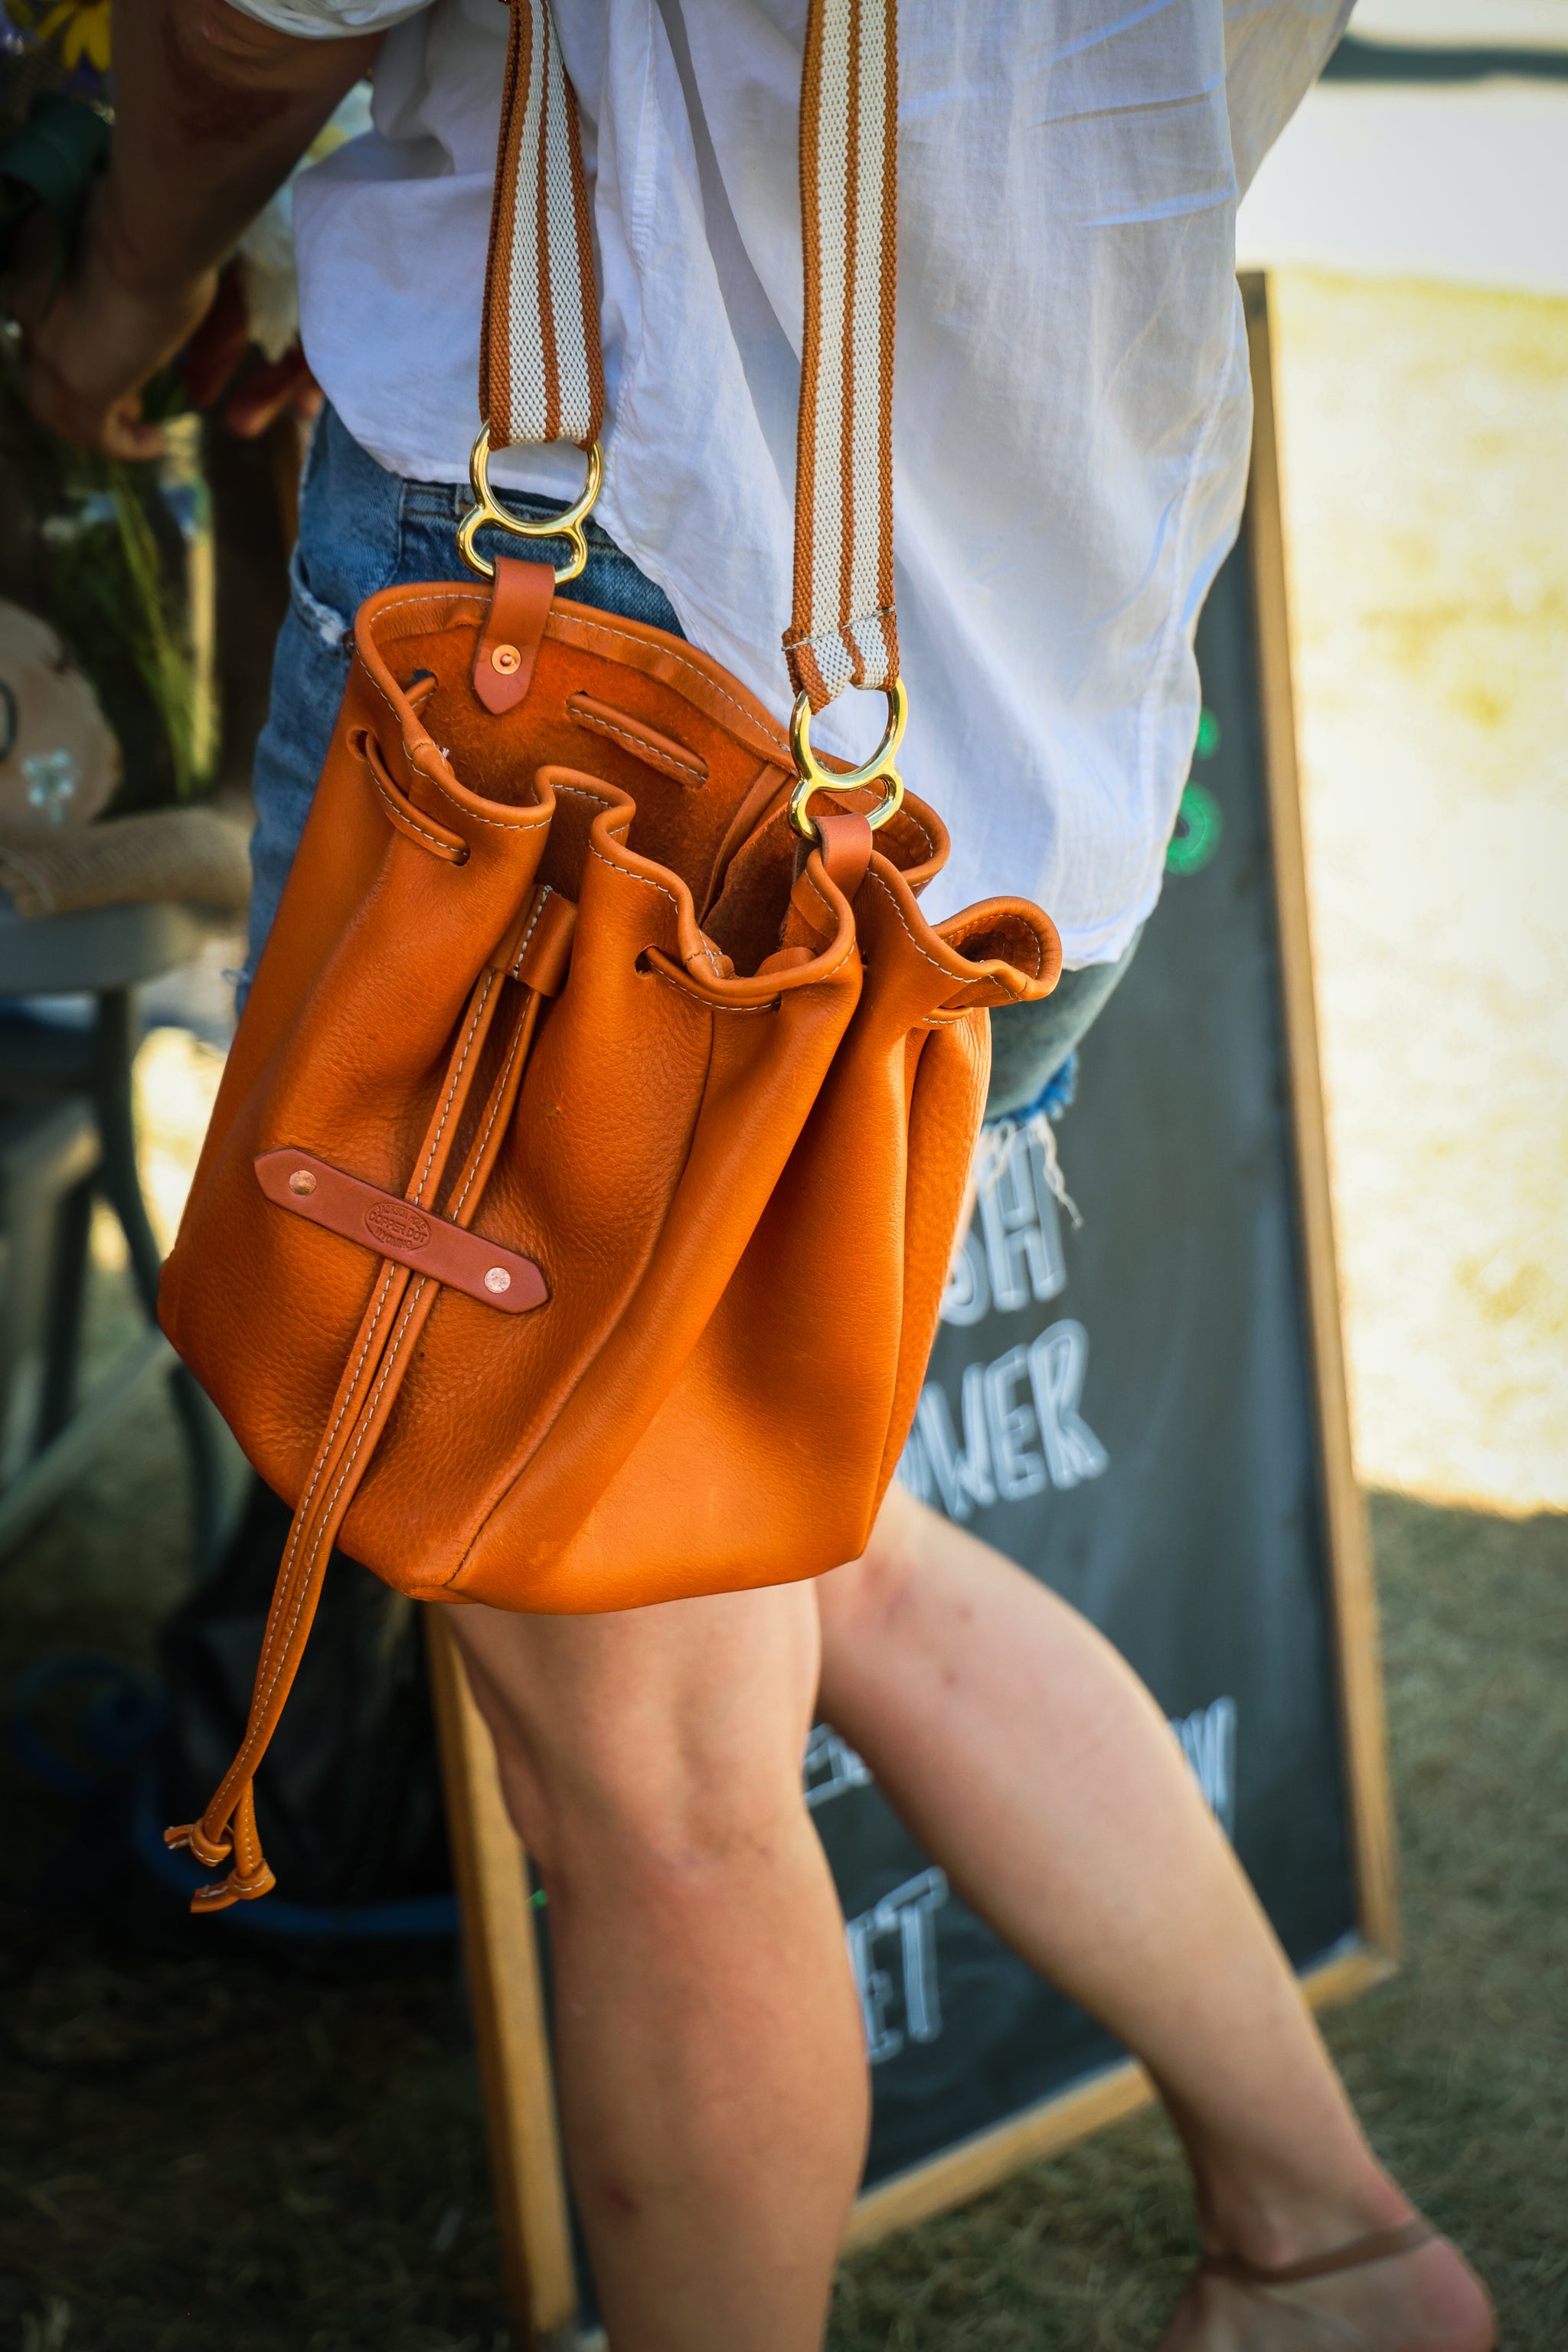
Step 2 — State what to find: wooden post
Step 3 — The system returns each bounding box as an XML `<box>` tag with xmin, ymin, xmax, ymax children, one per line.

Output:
<box><xmin>1240</xmin><ymin>271</ymin><xmax>1402</xmax><ymax>1963</ymax></box>
<box><xmin>426</xmin><ymin>1610</ymin><xmax>582</xmax><ymax>2349</ymax></box>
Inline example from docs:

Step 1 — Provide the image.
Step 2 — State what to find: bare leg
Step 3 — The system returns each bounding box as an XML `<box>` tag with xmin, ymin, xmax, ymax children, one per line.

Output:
<box><xmin>817</xmin><ymin>1486</ymin><xmax>1494</xmax><ymax>2351</ymax></box>
<box><xmin>449</xmin><ymin>1580</ymin><xmax>867</xmax><ymax>2352</ymax></box>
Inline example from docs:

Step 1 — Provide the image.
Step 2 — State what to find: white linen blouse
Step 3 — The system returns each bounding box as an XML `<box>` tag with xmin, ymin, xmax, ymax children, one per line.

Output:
<box><xmin>230</xmin><ymin>0</ymin><xmax>1348</xmax><ymax>962</ymax></box>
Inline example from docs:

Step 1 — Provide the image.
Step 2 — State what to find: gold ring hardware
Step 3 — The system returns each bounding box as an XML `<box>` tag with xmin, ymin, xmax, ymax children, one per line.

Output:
<box><xmin>457</xmin><ymin>427</ymin><xmax>604</xmax><ymax>586</ymax></box>
<box><xmin>788</xmin><ymin>679</ymin><xmax>908</xmax><ymax>844</ymax></box>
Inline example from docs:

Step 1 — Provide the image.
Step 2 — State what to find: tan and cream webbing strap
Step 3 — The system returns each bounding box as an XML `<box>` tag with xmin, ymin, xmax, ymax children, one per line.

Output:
<box><xmin>468</xmin><ymin>0</ymin><xmax>902</xmax><ymax>792</ymax></box>
<box><xmin>479</xmin><ymin>0</ymin><xmax>605</xmax><ymax>452</ymax></box>
<box><xmin>781</xmin><ymin>0</ymin><xmax>900</xmax><ymax>717</ymax></box>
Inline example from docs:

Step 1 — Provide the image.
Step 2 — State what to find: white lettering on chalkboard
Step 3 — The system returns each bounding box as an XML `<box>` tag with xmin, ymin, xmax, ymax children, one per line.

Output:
<box><xmin>940</xmin><ymin>1225</ymin><xmax>990</xmax><ymax>1327</ymax></box>
<box><xmin>940</xmin><ymin>1133</ymin><xmax>1067</xmax><ymax>1328</ymax></box>
<box><xmin>803</xmin><ymin>1724</ymin><xmax>874</xmax><ymax>1809</ymax></box>
<box><xmin>1028</xmin><ymin>1321</ymin><xmax>1109</xmax><ymax>1489</ymax></box>
<box><xmin>846</xmin><ymin>1867</ymin><xmax>949</xmax><ymax>2063</ymax></box>
<box><xmin>986</xmin><ymin>1344</ymin><xmax>1047</xmax><ymax>1501</ymax></box>
<box><xmin>1170</xmin><ymin>1695</ymin><xmax>1238</xmax><ymax>1838</ymax></box>
<box><xmin>912</xmin><ymin>1362</ymin><xmax>996</xmax><ymax>1518</ymax></box>
<box><xmin>899</xmin><ymin>1321</ymin><xmax>1107</xmax><ymax>1517</ymax></box>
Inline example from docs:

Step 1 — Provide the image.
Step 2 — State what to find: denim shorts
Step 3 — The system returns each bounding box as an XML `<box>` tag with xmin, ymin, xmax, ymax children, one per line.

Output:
<box><xmin>246</xmin><ymin>405</ymin><xmax>1135</xmax><ymax>1119</ymax></box>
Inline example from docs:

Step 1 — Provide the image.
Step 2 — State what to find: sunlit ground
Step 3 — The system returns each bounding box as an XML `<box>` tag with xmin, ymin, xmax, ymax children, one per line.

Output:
<box><xmin>1272</xmin><ymin>270</ymin><xmax>1566</xmax><ymax>1514</ymax></box>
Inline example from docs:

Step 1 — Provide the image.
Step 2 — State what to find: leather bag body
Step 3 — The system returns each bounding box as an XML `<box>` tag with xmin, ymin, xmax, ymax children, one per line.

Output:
<box><xmin>162</xmin><ymin>583</ymin><xmax>1059</xmax><ymax>1616</ymax></box>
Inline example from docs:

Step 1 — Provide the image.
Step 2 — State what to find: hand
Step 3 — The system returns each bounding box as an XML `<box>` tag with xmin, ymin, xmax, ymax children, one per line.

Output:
<box><xmin>9</xmin><ymin>187</ymin><xmax>217</xmax><ymax>461</ymax></box>
<box><xmin>180</xmin><ymin>263</ymin><xmax>322</xmax><ymax>441</ymax></box>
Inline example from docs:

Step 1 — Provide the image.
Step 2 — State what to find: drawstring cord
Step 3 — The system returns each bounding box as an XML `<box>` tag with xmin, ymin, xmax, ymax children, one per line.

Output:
<box><xmin>165</xmin><ymin>949</ymin><xmax>553</xmax><ymax>1915</ymax></box>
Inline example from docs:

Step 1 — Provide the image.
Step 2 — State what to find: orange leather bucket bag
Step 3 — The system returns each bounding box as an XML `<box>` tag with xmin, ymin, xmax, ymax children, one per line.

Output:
<box><xmin>159</xmin><ymin>0</ymin><xmax>1060</xmax><ymax>1909</ymax></box>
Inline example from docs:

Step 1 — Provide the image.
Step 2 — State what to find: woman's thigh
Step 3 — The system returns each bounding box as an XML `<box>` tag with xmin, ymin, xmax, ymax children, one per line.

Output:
<box><xmin>446</xmin><ymin>1578</ymin><xmax>822</xmax><ymax>1880</ymax></box>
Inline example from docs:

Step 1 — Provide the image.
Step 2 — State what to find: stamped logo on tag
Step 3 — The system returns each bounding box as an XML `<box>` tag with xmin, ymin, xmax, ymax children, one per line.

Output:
<box><xmin>364</xmin><ymin>1200</ymin><xmax>432</xmax><ymax>1253</ymax></box>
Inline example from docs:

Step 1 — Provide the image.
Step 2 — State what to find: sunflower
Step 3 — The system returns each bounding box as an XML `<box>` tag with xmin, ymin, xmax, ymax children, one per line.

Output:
<box><xmin>35</xmin><ymin>0</ymin><xmax>110</xmax><ymax>72</ymax></box>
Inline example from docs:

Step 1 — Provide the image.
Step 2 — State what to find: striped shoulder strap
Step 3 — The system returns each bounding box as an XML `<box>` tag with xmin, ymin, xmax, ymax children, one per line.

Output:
<box><xmin>479</xmin><ymin>0</ymin><xmax>899</xmax><ymax>722</ymax></box>
<box><xmin>479</xmin><ymin>0</ymin><xmax>604</xmax><ymax>452</ymax></box>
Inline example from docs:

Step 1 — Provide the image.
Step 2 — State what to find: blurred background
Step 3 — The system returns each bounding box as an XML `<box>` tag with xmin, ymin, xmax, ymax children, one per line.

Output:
<box><xmin>0</xmin><ymin>2</ymin><xmax>1563</xmax><ymax>2347</ymax></box>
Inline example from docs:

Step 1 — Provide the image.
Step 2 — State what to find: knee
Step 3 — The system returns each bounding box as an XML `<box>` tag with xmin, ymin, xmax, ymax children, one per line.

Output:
<box><xmin>478</xmin><ymin>1672</ymin><xmax>809</xmax><ymax>1902</ymax></box>
<box><xmin>545</xmin><ymin>1729</ymin><xmax>807</xmax><ymax>1907</ymax></box>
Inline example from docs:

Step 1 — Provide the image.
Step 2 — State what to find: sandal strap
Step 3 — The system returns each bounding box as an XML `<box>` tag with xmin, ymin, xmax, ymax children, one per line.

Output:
<box><xmin>1200</xmin><ymin>2218</ymin><xmax>1434</xmax><ymax>2288</ymax></box>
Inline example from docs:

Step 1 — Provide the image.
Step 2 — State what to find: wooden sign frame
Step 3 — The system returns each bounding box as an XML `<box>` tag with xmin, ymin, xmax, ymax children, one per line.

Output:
<box><xmin>426</xmin><ymin>273</ymin><xmax>1400</xmax><ymax>2349</ymax></box>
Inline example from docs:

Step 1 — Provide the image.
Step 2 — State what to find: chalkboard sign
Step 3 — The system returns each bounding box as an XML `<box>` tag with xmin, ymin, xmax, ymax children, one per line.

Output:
<box><xmin>428</xmin><ymin>278</ymin><xmax>1398</xmax><ymax>2344</ymax></box>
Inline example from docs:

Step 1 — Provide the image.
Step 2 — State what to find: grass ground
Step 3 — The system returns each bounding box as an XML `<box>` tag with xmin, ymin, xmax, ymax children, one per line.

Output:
<box><xmin>2</xmin><ymin>1348</ymin><xmax>1563</xmax><ymax>2348</ymax></box>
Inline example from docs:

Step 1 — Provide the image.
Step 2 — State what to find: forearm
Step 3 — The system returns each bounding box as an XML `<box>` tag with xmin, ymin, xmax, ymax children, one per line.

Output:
<box><xmin>100</xmin><ymin>0</ymin><xmax>381</xmax><ymax>299</ymax></box>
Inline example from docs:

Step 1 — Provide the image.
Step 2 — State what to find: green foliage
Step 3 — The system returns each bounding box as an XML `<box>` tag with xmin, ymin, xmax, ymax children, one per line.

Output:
<box><xmin>0</xmin><ymin>366</ymin><xmax>216</xmax><ymax>811</ymax></box>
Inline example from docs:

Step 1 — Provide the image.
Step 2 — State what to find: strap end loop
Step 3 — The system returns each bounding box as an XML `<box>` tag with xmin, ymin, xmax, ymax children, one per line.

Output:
<box><xmin>457</xmin><ymin>428</ymin><xmax>603</xmax><ymax>586</ymax></box>
<box><xmin>787</xmin><ymin>679</ymin><xmax>908</xmax><ymax>844</ymax></box>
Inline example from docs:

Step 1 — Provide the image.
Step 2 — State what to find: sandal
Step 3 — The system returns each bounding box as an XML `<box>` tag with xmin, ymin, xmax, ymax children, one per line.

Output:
<box><xmin>1200</xmin><ymin>2217</ymin><xmax>1435</xmax><ymax>2289</ymax></box>
<box><xmin>1197</xmin><ymin>2219</ymin><xmax>1496</xmax><ymax>2349</ymax></box>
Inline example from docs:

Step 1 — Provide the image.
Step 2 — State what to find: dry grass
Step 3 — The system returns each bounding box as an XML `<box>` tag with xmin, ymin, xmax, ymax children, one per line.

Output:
<box><xmin>828</xmin><ymin>1494</ymin><xmax>1568</xmax><ymax>2350</ymax></box>
<box><xmin>4</xmin><ymin>1413</ymin><xmax>1563</xmax><ymax>2347</ymax></box>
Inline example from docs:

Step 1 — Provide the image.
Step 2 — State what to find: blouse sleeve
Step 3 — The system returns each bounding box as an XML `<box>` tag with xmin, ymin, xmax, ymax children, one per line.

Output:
<box><xmin>222</xmin><ymin>0</ymin><xmax>433</xmax><ymax>36</ymax></box>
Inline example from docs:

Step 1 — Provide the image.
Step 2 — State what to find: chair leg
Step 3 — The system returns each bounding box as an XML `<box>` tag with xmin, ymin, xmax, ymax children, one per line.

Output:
<box><xmin>90</xmin><ymin>987</ymin><xmax>246</xmax><ymax>1572</ymax></box>
<box><xmin>37</xmin><ymin>1168</ymin><xmax>96</xmax><ymax>1449</ymax></box>
<box><xmin>90</xmin><ymin>987</ymin><xmax>162</xmax><ymax>1315</ymax></box>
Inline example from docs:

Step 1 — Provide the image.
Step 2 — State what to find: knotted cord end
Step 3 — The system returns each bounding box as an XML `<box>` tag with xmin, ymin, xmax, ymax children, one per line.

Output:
<box><xmin>165</xmin><ymin>1818</ymin><xmax>231</xmax><ymax>1868</ymax></box>
<box><xmin>188</xmin><ymin>1859</ymin><xmax>277</xmax><ymax>1916</ymax></box>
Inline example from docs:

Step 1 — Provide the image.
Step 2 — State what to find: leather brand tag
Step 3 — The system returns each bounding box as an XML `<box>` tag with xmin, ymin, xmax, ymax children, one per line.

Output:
<box><xmin>255</xmin><ymin>1149</ymin><xmax>548</xmax><ymax>1314</ymax></box>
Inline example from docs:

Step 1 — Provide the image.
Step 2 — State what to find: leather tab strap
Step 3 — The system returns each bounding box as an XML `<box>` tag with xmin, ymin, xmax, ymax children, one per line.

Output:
<box><xmin>491</xmin><ymin>880</ymin><xmax>577</xmax><ymax>992</ymax></box>
<box><xmin>814</xmin><ymin>808</ymin><xmax>874</xmax><ymax>903</ymax></box>
<box><xmin>256</xmin><ymin>1148</ymin><xmax>550</xmax><ymax>1314</ymax></box>
<box><xmin>472</xmin><ymin>554</ymin><xmax>556</xmax><ymax>714</ymax></box>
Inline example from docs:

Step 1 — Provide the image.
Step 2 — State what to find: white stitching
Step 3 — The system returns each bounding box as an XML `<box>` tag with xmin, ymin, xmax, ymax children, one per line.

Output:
<box><xmin>961</xmin><ymin>915</ymin><xmax>1045</xmax><ymax>982</ymax></box>
<box><xmin>262</xmin><ymin>1259</ymin><xmax>397</xmax><ymax>1623</ymax></box>
<box><xmin>213</xmin><ymin>1256</ymin><xmax>403</xmax><ymax>1801</ymax></box>
<box><xmin>645</xmin><ymin>964</ymin><xmax>779</xmax><ymax>1014</ymax></box>
<box><xmin>554</xmin><ymin>612</ymin><xmax>782</xmax><ymax>743</ymax></box>
<box><xmin>451</xmin><ymin>999</ymin><xmax>533</xmax><ymax>1214</ymax></box>
<box><xmin>893</xmin><ymin>807</ymin><xmax>936</xmax><ymax>858</ymax></box>
<box><xmin>864</xmin><ymin>868</ymin><xmax>969</xmax><ymax>983</ymax></box>
<box><xmin>412</xmin><ymin>973</ymin><xmax>495</xmax><ymax>1201</ymax></box>
<box><xmin>867</xmin><ymin>872</ymin><xmax>1043</xmax><ymax>988</ymax></box>
<box><xmin>426</xmin><ymin>774</ymin><xmax>542</xmax><ymax>831</ymax></box>
<box><xmin>549</xmin><ymin>779</ymin><xmax>615</xmax><ymax>811</ymax></box>
<box><xmin>587</xmin><ymin>838</ymin><xmax>681</xmax><ymax>913</ymax></box>
<box><xmin>568</xmin><ymin>703</ymin><xmax>707</xmax><ymax>783</ymax></box>
<box><xmin>507</xmin><ymin>887</ymin><xmax>551</xmax><ymax>978</ymax></box>
<box><xmin>371</xmin><ymin>770</ymin><xmax>465</xmax><ymax>860</ymax></box>
<box><xmin>795</xmin><ymin>861</ymin><xmax>838</xmax><ymax>932</ymax></box>
<box><xmin>240</xmin><ymin>1279</ymin><xmax>430</xmax><ymax>1740</ymax></box>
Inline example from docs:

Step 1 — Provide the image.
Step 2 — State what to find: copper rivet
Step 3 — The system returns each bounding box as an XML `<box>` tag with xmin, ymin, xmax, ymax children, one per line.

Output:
<box><xmin>484</xmin><ymin>1266</ymin><xmax>511</xmax><ymax>1294</ymax></box>
<box><xmin>490</xmin><ymin>643</ymin><xmax>521</xmax><ymax>676</ymax></box>
<box><xmin>289</xmin><ymin>1170</ymin><xmax>317</xmax><ymax>1195</ymax></box>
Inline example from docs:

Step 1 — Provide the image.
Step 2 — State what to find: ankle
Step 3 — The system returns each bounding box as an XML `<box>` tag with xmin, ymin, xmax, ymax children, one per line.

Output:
<box><xmin>1197</xmin><ymin>2161</ymin><xmax>1417</xmax><ymax>2268</ymax></box>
